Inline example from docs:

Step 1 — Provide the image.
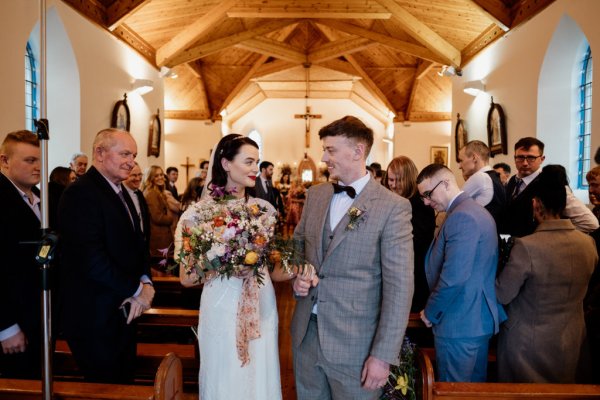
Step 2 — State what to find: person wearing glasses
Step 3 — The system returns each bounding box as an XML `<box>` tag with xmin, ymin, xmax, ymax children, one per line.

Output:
<box><xmin>416</xmin><ymin>163</ymin><xmax>506</xmax><ymax>382</ymax></box>
<box><xmin>505</xmin><ymin>137</ymin><xmax>598</xmax><ymax>237</ymax></box>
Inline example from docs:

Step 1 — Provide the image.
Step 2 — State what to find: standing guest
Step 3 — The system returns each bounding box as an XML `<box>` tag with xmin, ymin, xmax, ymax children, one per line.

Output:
<box><xmin>195</xmin><ymin>159</ymin><xmax>209</xmax><ymax>180</ymax></box>
<box><xmin>292</xmin><ymin>116</ymin><xmax>414</xmax><ymax>399</ymax></box>
<box><xmin>505</xmin><ymin>137</ymin><xmax>598</xmax><ymax>236</ymax></box>
<box><xmin>417</xmin><ymin>164</ymin><xmax>505</xmax><ymax>382</ymax></box>
<box><xmin>123</xmin><ymin>162</ymin><xmax>150</xmax><ymax>247</ymax></box>
<box><xmin>385</xmin><ymin>156</ymin><xmax>435</xmax><ymax>312</ymax></box>
<box><xmin>585</xmin><ymin>166</ymin><xmax>600</xmax><ymax>383</ymax></box>
<box><xmin>587</xmin><ymin>166</ymin><xmax>600</xmax><ymax>220</ymax></box>
<box><xmin>48</xmin><ymin>166</ymin><xmax>76</xmax><ymax>230</ymax></box>
<box><xmin>58</xmin><ymin>128</ymin><xmax>154</xmax><ymax>383</ymax></box>
<box><xmin>285</xmin><ymin>179</ymin><xmax>306</xmax><ymax>237</ymax></box>
<box><xmin>166</xmin><ymin>166</ymin><xmax>180</xmax><ymax>200</ymax></box>
<box><xmin>0</xmin><ymin>130</ymin><xmax>41</xmax><ymax>379</ymax></box>
<box><xmin>180</xmin><ymin>176</ymin><xmax>203</xmax><ymax>212</ymax></box>
<box><xmin>493</xmin><ymin>162</ymin><xmax>511</xmax><ymax>186</ymax></box>
<box><xmin>253</xmin><ymin>161</ymin><xmax>277</xmax><ymax>208</ymax></box>
<box><xmin>69</xmin><ymin>152</ymin><xmax>88</xmax><ymax>179</ymax></box>
<box><xmin>458</xmin><ymin>140</ymin><xmax>506</xmax><ymax>232</ymax></box>
<box><xmin>496</xmin><ymin>168</ymin><xmax>597</xmax><ymax>383</ymax></box>
<box><xmin>143</xmin><ymin>165</ymin><xmax>175</xmax><ymax>274</ymax></box>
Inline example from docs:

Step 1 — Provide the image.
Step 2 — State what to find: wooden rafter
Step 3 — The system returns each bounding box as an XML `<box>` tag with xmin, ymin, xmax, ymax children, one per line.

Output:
<box><xmin>164</xmin><ymin>110</ymin><xmax>210</xmax><ymax>120</ymax></box>
<box><xmin>62</xmin><ymin>0</ymin><xmax>107</xmax><ymax>26</ymax></box>
<box><xmin>166</xmin><ymin>19</ymin><xmax>298</xmax><ymax>67</ymax></box>
<box><xmin>106</xmin><ymin>0</ymin><xmax>149</xmax><ymax>31</ymax></box>
<box><xmin>315</xmin><ymin>19</ymin><xmax>445</xmax><ymax>64</ymax></box>
<box><xmin>511</xmin><ymin>0</ymin><xmax>555</xmax><ymax>28</ymax></box>
<box><xmin>375</xmin><ymin>0</ymin><xmax>461</xmax><ymax>67</ymax></box>
<box><xmin>185</xmin><ymin>63</ymin><xmax>211</xmax><ymax>118</ymax></box>
<box><xmin>308</xmin><ymin>37</ymin><xmax>374</xmax><ymax>64</ymax></box>
<box><xmin>236</xmin><ymin>37</ymin><xmax>306</xmax><ymax>64</ymax></box>
<box><xmin>227</xmin><ymin>91</ymin><xmax>267</xmax><ymax>126</ymax></box>
<box><xmin>405</xmin><ymin>60</ymin><xmax>433</xmax><ymax>120</ymax></box>
<box><xmin>219</xmin><ymin>55</ymin><xmax>269</xmax><ymax>113</ymax></box>
<box><xmin>461</xmin><ymin>24</ymin><xmax>505</xmax><ymax>66</ymax></box>
<box><xmin>470</xmin><ymin>0</ymin><xmax>512</xmax><ymax>32</ymax></box>
<box><xmin>414</xmin><ymin>60</ymin><xmax>435</xmax><ymax>80</ymax></box>
<box><xmin>253</xmin><ymin>60</ymin><xmax>297</xmax><ymax>78</ymax></box>
<box><xmin>227</xmin><ymin>10</ymin><xmax>391</xmax><ymax>20</ymax></box>
<box><xmin>112</xmin><ymin>23</ymin><xmax>156</xmax><ymax>67</ymax></box>
<box><xmin>156</xmin><ymin>0</ymin><xmax>237</xmax><ymax>67</ymax></box>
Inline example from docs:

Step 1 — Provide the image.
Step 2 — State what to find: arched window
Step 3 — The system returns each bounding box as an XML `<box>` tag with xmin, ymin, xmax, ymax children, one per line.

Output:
<box><xmin>578</xmin><ymin>46</ymin><xmax>592</xmax><ymax>188</ymax></box>
<box><xmin>248</xmin><ymin>129</ymin><xmax>263</xmax><ymax>161</ymax></box>
<box><xmin>25</xmin><ymin>42</ymin><xmax>38</xmax><ymax>132</ymax></box>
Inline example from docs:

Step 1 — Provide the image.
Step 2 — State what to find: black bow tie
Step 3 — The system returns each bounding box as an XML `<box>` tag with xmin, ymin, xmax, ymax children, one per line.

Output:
<box><xmin>332</xmin><ymin>183</ymin><xmax>356</xmax><ymax>199</ymax></box>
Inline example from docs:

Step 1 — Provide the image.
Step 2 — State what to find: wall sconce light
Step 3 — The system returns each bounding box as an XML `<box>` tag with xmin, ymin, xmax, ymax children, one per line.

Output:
<box><xmin>132</xmin><ymin>78</ymin><xmax>154</xmax><ymax>95</ymax></box>
<box><xmin>159</xmin><ymin>66</ymin><xmax>178</xmax><ymax>79</ymax></box>
<box><xmin>463</xmin><ymin>80</ymin><xmax>486</xmax><ymax>96</ymax></box>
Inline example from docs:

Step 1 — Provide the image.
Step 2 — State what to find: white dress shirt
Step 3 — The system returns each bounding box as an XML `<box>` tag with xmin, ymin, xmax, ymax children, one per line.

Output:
<box><xmin>462</xmin><ymin>165</ymin><xmax>494</xmax><ymax>207</ymax></box>
<box><xmin>329</xmin><ymin>173</ymin><xmax>371</xmax><ymax>230</ymax></box>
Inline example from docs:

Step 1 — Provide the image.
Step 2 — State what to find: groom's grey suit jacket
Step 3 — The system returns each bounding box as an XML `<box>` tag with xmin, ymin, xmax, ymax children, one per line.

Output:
<box><xmin>291</xmin><ymin>178</ymin><xmax>414</xmax><ymax>366</ymax></box>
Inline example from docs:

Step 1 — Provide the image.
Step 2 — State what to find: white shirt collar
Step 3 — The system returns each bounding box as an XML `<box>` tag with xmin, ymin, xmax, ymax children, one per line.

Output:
<box><xmin>338</xmin><ymin>172</ymin><xmax>371</xmax><ymax>197</ymax></box>
<box><xmin>521</xmin><ymin>168</ymin><xmax>542</xmax><ymax>186</ymax></box>
<box><xmin>447</xmin><ymin>191</ymin><xmax>464</xmax><ymax>211</ymax></box>
<box><xmin>97</xmin><ymin>170</ymin><xmax>123</xmax><ymax>194</ymax></box>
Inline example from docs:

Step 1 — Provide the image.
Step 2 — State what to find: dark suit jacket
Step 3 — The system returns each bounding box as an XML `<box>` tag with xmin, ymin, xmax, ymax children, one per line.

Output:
<box><xmin>58</xmin><ymin>166</ymin><xmax>150</xmax><ymax>382</ymax></box>
<box><xmin>504</xmin><ymin>174</ymin><xmax>540</xmax><ymax>237</ymax></box>
<box><xmin>167</xmin><ymin>182</ymin><xmax>179</xmax><ymax>200</ymax></box>
<box><xmin>409</xmin><ymin>194</ymin><xmax>435</xmax><ymax>312</ymax></box>
<box><xmin>252</xmin><ymin>178</ymin><xmax>276</xmax><ymax>208</ymax></box>
<box><xmin>0</xmin><ymin>173</ymin><xmax>42</xmax><ymax>378</ymax></box>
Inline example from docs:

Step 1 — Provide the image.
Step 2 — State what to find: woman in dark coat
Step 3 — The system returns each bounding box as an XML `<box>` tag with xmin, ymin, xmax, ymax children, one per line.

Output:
<box><xmin>385</xmin><ymin>156</ymin><xmax>435</xmax><ymax>312</ymax></box>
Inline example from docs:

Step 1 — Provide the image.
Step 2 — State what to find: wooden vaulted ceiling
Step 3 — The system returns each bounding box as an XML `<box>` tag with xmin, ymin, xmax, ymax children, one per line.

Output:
<box><xmin>63</xmin><ymin>0</ymin><xmax>555</xmax><ymax>124</ymax></box>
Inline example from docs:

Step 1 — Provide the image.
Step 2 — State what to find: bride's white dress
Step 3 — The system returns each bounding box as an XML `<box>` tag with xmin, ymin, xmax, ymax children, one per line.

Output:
<box><xmin>176</xmin><ymin>197</ymin><xmax>282</xmax><ymax>399</ymax></box>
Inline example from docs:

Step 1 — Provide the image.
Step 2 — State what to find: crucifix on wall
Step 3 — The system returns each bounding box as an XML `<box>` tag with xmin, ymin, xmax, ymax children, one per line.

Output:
<box><xmin>180</xmin><ymin>156</ymin><xmax>195</xmax><ymax>183</ymax></box>
<box><xmin>294</xmin><ymin>106</ymin><xmax>321</xmax><ymax>148</ymax></box>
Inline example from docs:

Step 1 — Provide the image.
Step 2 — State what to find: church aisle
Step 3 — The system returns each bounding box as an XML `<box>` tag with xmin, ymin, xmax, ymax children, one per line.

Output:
<box><xmin>275</xmin><ymin>281</ymin><xmax>297</xmax><ymax>400</ymax></box>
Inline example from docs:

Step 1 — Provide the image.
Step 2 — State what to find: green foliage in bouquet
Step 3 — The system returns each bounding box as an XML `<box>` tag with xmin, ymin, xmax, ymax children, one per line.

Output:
<box><xmin>380</xmin><ymin>337</ymin><xmax>419</xmax><ymax>400</ymax></box>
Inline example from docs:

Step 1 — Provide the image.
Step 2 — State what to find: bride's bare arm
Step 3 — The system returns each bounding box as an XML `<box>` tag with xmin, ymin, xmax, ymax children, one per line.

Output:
<box><xmin>179</xmin><ymin>263</ymin><xmax>200</xmax><ymax>287</ymax></box>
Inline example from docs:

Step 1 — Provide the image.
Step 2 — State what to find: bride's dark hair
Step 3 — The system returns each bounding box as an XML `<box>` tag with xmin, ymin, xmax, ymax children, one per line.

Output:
<box><xmin>209</xmin><ymin>133</ymin><xmax>259</xmax><ymax>193</ymax></box>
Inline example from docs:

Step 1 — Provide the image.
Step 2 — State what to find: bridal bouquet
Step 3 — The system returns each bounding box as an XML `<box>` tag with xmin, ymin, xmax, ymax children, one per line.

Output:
<box><xmin>178</xmin><ymin>188</ymin><xmax>289</xmax><ymax>285</ymax></box>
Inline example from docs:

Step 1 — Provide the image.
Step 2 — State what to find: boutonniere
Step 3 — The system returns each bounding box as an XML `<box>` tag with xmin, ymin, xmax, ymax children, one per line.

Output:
<box><xmin>346</xmin><ymin>207</ymin><xmax>366</xmax><ymax>231</ymax></box>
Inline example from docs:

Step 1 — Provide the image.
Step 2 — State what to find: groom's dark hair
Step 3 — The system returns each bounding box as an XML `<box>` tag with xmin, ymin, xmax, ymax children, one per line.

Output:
<box><xmin>319</xmin><ymin>116</ymin><xmax>374</xmax><ymax>155</ymax></box>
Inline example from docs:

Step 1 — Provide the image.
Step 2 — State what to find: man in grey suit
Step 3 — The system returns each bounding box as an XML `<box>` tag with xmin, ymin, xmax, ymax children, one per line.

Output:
<box><xmin>291</xmin><ymin>116</ymin><xmax>414</xmax><ymax>399</ymax></box>
<box><xmin>417</xmin><ymin>163</ymin><xmax>505</xmax><ymax>382</ymax></box>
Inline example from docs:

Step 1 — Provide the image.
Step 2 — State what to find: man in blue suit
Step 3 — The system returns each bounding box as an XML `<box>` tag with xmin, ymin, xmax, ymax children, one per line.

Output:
<box><xmin>416</xmin><ymin>163</ymin><xmax>505</xmax><ymax>382</ymax></box>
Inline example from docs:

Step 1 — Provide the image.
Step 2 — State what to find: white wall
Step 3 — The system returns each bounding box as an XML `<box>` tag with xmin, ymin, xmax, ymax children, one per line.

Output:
<box><xmin>453</xmin><ymin>0</ymin><xmax>600</xmax><ymax>200</ymax></box>
<box><xmin>392</xmin><ymin>121</ymin><xmax>452</xmax><ymax>171</ymax></box>
<box><xmin>163</xmin><ymin>118</ymin><xmax>222</xmax><ymax>192</ymax></box>
<box><xmin>0</xmin><ymin>1</ymin><xmax>164</xmax><ymax>172</ymax></box>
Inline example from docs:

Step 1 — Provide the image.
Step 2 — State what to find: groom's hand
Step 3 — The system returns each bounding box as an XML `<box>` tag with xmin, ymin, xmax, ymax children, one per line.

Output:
<box><xmin>361</xmin><ymin>356</ymin><xmax>389</xmax><ymax>390</ymax></box>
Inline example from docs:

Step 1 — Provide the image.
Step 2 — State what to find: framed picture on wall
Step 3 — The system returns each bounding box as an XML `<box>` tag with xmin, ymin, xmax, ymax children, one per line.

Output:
<box><xmin>148</xmin><ymin>109</ymin><xmax>161</xmax><ymax>157</ymax></box>
<box><xmin>430</xmin><ymin>146</ymin><xmax>448</xmax><ymax>166</ymax></box>
<box><xmin>455</xmin><ymin>113</ymin><xmax>467</xmax><ymax>162</ymax></box>
<box><xmin>487</xmin><ymin>97</ymin><xmax>508</xmax><ymax>156</ymax></box>
<box><xmin>110</xmin><ymin>93</ymin><xmax>130</xmax><ymax>131</ymax></box>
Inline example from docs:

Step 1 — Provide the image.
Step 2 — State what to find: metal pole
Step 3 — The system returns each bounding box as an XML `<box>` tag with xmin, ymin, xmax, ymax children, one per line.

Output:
<box><xmin>39</xmin><ymin>0</ymin><xmax>53</xmax><ymax>399</ymax></box>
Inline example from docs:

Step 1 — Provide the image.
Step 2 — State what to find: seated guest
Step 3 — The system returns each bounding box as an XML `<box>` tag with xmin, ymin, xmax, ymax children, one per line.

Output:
<box><xmin>143</xmin><ymin>165</ymin><xmax>175</xmax><ymax>275</ymax></box>
<box><xmin>496</xmin><ymin>167</ymin><xmax>598</xmax><ymax>383</ymax></box>
<box><xmin>49</xmin><ymin>166</ymin><xmax>76</xmax><ymax>229</ymax></box>
<box><xmin>0</xmin><ymin>130</ymin><xmax>42</xmax><ymax>379</ymax></box>
<box><xmin>385</xmin><ymin>156</ymin><xmax>435</xmax><ymax>312</ymax></box>
<box><xmin>180</xmin><ymin>176</ymin><xmax>203</xmax><ymax>212</ymax></box>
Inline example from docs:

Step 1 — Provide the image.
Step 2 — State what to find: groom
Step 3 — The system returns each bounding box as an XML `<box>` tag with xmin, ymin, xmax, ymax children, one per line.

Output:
<box><xmin>291</xmin><ymin>116</ymin><xmax>414</xmax><ymax>399</ymax></box>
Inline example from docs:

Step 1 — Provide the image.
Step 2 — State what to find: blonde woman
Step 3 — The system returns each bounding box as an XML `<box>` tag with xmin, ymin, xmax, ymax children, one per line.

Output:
<box><xmin>143</xmin><ymin>166</ymin><xmax>175</xmax><ymax>274</ymax></box>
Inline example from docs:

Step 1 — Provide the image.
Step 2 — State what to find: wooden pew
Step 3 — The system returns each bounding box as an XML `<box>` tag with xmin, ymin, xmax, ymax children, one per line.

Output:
<box><xmin>152</xmin><ymin>277</ymin><xmax>201</xmax><ymax>309</ymax></box>
<box><xmin>0</xmin><ymin>352</ymin><xmax>191</xmax><ymax>400</ymax></box>
<box><xmin>417</xmin><ymin>349</ymin><xmax>600</xmax><ymax>400</ymax></box>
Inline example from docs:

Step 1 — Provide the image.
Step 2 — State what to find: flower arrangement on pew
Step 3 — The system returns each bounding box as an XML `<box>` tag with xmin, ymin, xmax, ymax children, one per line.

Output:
<box><xmin>381</xmin><ymin>337</ymin><xmax>418</xmax><ymax>400</ymax></box>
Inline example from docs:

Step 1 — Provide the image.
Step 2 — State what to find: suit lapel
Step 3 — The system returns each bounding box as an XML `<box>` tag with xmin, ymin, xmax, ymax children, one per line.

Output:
<box><xmin>311</xmin><ymin>184</ymin><xmax>334</xmax><ymax>264</ymax></box>
<box><xmin>87</xmin><ymin>167</ymin><xmax>136</xmax><ymax>233</ymax></box>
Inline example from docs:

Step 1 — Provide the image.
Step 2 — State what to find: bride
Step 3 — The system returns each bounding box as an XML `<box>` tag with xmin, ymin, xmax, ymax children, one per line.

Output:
<box><xmin>176</xmin><ymin>134</ymin><xmax>295</xmax><ymax>399</ymax></box>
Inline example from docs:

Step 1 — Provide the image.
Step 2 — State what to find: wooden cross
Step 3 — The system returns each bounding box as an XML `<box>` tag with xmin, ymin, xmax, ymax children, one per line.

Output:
<box><xmin>180</xmin><ymin>156</ymin><xmax>195</xmax><ymax>183</ymax></box>
<box><xmin>294</xmin><ymin>106</ymin><xmax>321</xmax><ymax>148</ymax></box>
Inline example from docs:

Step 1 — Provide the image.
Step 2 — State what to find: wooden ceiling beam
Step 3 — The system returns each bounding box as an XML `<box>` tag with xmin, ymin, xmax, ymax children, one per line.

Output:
<box><xmin>164</xmin><ymin>110</ymin><xmax>211</xmax><ymax>120</ymax></box>
<box><xmin>185</xmin><ymin>63</ymin><xmax>211</xmax><ymax>118</ymax></box>
<box><xmin>236</xmin><ymin>37</ymin><xmax>307</xmax><ymax>64</ymax></box>
<box><xmin>415</xmin><ymin>60</ymin><xmax>435</xmax><ymax>80</ymax></box>
<box><xmin>316</xmin><ymin>19</ymin><xmax>446</xmax><ymax>64</ymax></box>
<box><xmin>316</xmin><ymin>59</ymin><xmax>359</xmax><ymax>76</ymax></box>
<box><xmin>405</xmin><ymin>60</ymin><xmax>433</xmax><ymax>121</ymax></box>
<box><xmin>166</xmin><ymin>19</ymin><xmax>298</xmax><ymax>67</ymax></box>
<box><xmin>111</xmin><ymin>23</ymin><xmax>156</xmax><ymax>67</ymax></box>
<box><xmin>375</xmin><ymin>0</ymin><xmax>461</xmax><ymax>67</ymax></box>
<box><xmin>470</xmin><ymin>0</ymin><xmax>512</xmax><ymax>31</ymax></box>
<box><xmin>156</xmin><ymin>0</ymin><xmax>237</xmax><ymax>67</ymax></box>
<box><xmin>227</xmin><ymin>91</ymin><xmax>267</xmax><ymax>126</ymax></box>
<box><xmin>461</xmin><ymin>23</ymin><xmax>505</xmax><ymax>67</ymax></box>
<box><xmin>253</xmin><ymin>60</ymin><xmax>297</xmax><ymax>78</ymax></box>
<box><xmin>227</xmin><ymin>10</ymin><xmax>391</xmax><ymax>19</ymax></box>
<box><xmin>62</xmin><ymin>0</ymin><xmax>107</xmax><ymax>26</ymax></box>
<box><xmin>220</xmin><ymin>55</ymin><xmax>269</xmax><ymax>113</ymax></box>
<box><xmin>308</xmin><ymin>37</ymin><xmax>375</xmax><ymax>64</ymax></box>
<box><xmin>511</xmin><ymin>0</ymin><xmax>555</xmax><ymax>28</ymax></box>
<box><xmin>106</xmin><ymin>0</ymin><xmax>150</xmax><ymax>31</ymax></box>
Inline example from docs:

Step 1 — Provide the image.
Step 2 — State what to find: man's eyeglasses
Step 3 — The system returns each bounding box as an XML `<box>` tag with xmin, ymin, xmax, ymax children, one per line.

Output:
<box><xmin>514</xmin><ymin>155</ymin><xmax>542</xmax><ymax>163</ymax></box>
<box><xmin>421</xmin><ymin>180</ymin><xmax>444</xmax><ymax>201</ymax></box>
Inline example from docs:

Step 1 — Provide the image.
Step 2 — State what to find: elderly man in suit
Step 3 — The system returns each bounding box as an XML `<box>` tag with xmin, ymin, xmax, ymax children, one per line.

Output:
<box><xmin>291</xmin><ymin>116</ymin><xmax>414</xmax><ymax>399</ymax></box>
<box><xmin>0</xmin><ymin>130</ymin><xmax>42</xmax><ymax>379</ymax></box>
<box><xmin>417</xmin><ymin>163</ymin><xmax>505</xmax><ymax>382</ymax></box>
<box><xmin>124</xmin><ymin>162</ymin><xmax>150</xmax><ymax>247</ymax></box>
<box><xmin>58</xmin><ymin>128</ymin><xmax>154</xmax><ymax>383</ymax></box>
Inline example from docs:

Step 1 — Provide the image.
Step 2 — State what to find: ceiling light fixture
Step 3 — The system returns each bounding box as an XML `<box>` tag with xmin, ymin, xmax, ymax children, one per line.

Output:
<box><xmin>463</xmin><ymin>80</ymin><xmax>486</xmax><ymax>96</ymax></box>
<box><xmin>131</xmin><ymin>78</ymin><xmax>154</xmax><ymax>95</ymax></box>
<box><xmin>438</xmin><ymin>65</ymin><xmax>462</xmax><ymax>77</ymax></box>
<box><xmin>159</xmin><ymin>66</ymin><xmax>178</xmax><ymax>79</ymax></box>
